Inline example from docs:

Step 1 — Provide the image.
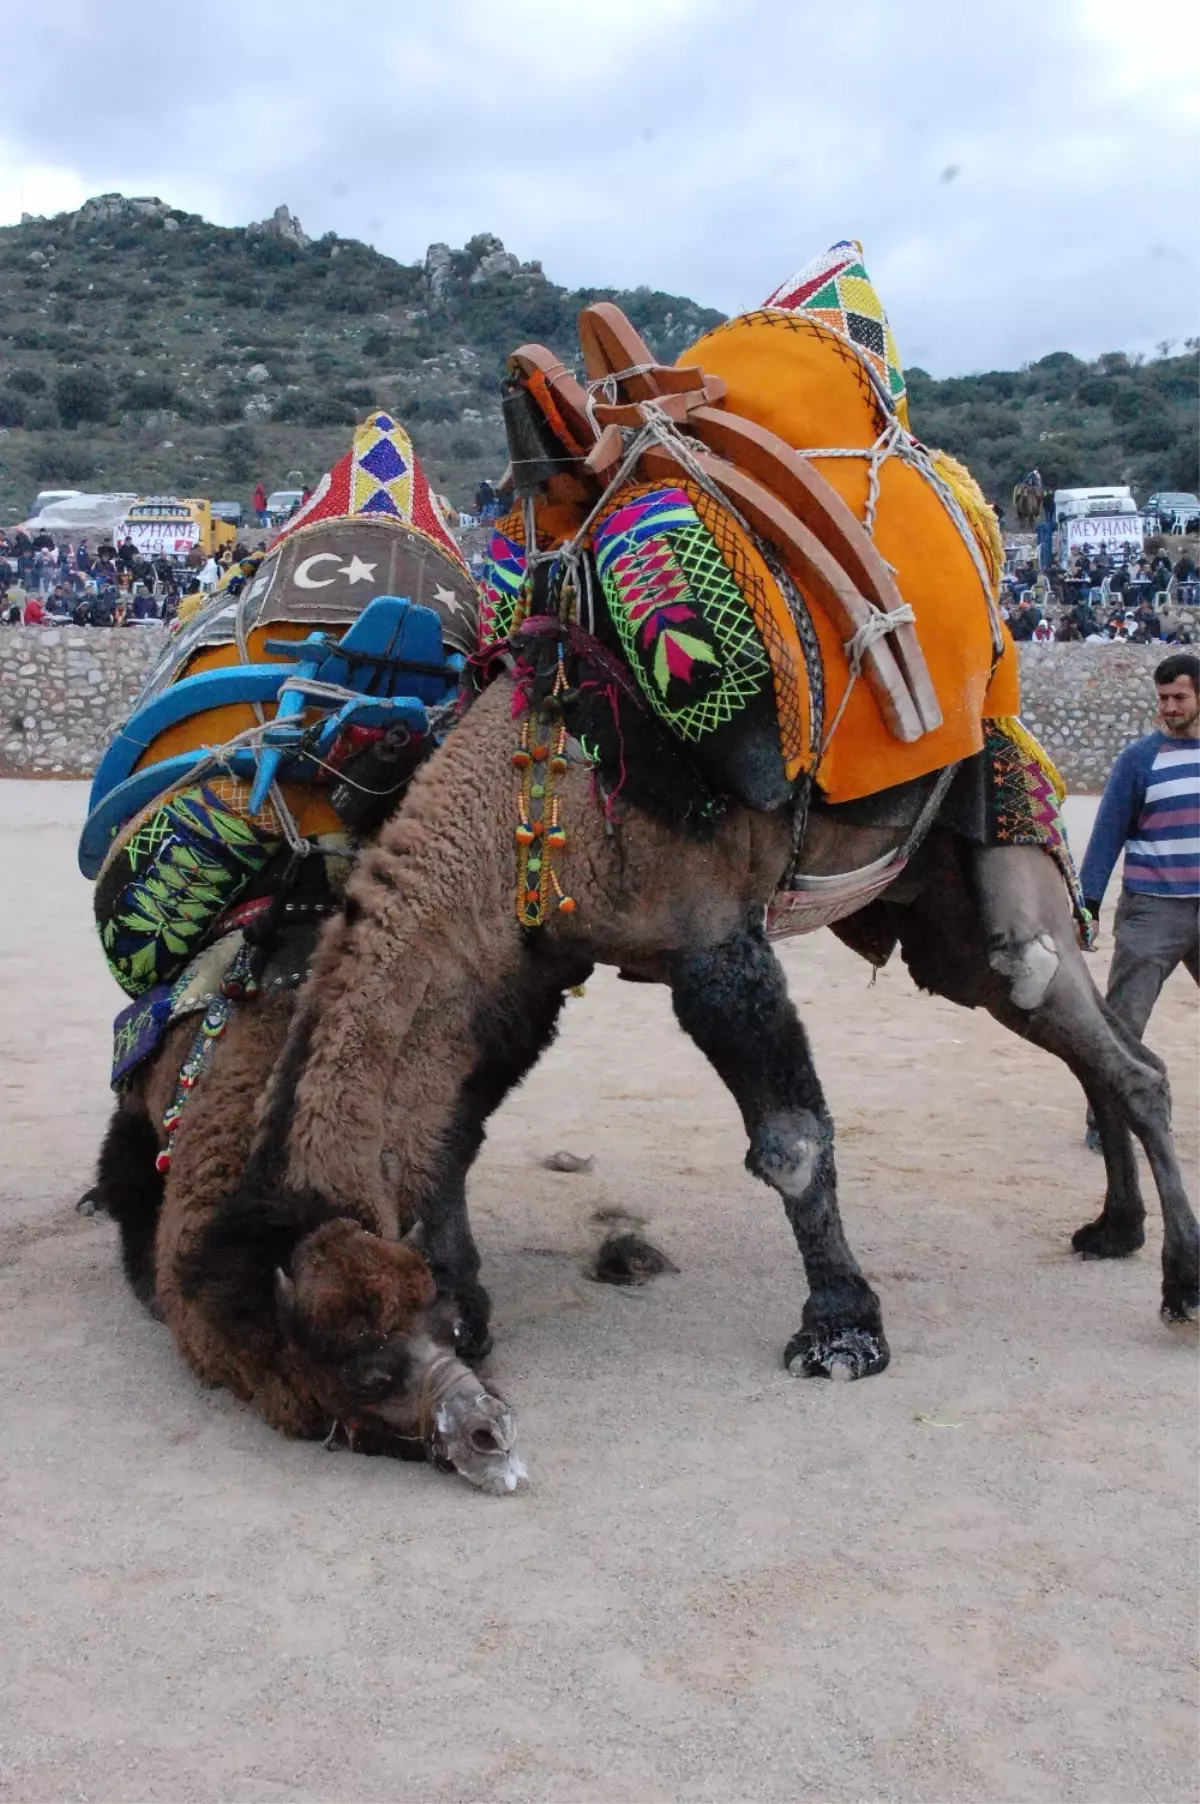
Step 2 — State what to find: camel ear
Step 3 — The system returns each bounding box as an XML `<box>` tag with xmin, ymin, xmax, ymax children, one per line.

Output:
<box><xmin>274</xmin><ymin>1267</ymin><xmax>297</xmax><ymax>1319</ymax></box>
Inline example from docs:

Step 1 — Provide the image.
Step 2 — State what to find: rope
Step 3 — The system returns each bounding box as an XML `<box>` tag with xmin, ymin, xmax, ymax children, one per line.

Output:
<box><xmin>518</xmin><ymin>388</ymin><xmax>931</xmax><ymax>767</ymax></box>
<box><xmin>818</xmin><ymin>602</ymin><xmax>917</xmax><ymax>760</ymax></box>
<box><xmin>794</xmin><ymin>422</ymin><xmax>1001</xmax><ymax>648</ymax></box>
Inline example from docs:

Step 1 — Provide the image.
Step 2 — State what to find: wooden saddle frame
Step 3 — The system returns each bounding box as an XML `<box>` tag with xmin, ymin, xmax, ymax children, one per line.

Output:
<box><xmin>502</xmin><ymin>302</ymin><xmax>943</xmax><ymax>747</ymax></box>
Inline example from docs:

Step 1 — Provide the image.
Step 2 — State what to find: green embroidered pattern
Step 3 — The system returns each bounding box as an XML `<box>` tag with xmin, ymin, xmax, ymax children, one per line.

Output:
<box><xmin>593</xmin><ymin>486</ymin><xmax>769</xmax><ymax>744</ymax></box>
<box><xmin>95</xmin><ymin>784</ymin><xmax>281</xmax><ymax>997</ymax></box>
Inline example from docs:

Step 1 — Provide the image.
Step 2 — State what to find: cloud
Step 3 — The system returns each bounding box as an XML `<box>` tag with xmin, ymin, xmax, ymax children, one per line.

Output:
<box><xmin>1</xmin><ymin>0</ymin><xmax>1196</xmax><ymax>373</ymax></box>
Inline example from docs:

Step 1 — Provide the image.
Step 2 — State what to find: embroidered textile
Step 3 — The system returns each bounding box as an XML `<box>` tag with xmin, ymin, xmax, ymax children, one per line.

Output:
<box><xmin>479</xmin><ymin>520</ymin><xmax>528</xmax><ymax>648</ymax></box>
<box><xmin>591</xmin><ymin>484</ymin><xmax>771</xmax><ymax>745</ymax></box>
<box><xmin>111</xmin><ymin>984</ymin><xmax>174</xmax><ymax>1088</ymax></box>
<box><xmin>986</xmin><ymin>718</ymin><xmax>1094</xmax><ymax>946</ymax></box>
<box><xmin>96</xmin><ymin>782</ymin><xmax>281</xmax><ymax>998</ymax></box>
<box><xmin>763</xmin><ymin>239</ymin><xmax>908</xmax><ymax>424</ymax></box>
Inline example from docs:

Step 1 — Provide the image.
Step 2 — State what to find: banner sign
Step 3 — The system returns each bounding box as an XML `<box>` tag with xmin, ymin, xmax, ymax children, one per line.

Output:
<box><xmin>1061</xmin><ymin>514</ymin><xmax>1144</xmax><ymax>556</ymax></box>
<box><xmin>120</xmin><ymin>519</ymin><xmax>201</xmax><ymax>558</ymax></box>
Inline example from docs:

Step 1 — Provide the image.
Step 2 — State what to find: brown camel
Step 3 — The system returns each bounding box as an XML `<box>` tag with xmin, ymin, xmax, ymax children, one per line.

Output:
<box><xmin>98</xmin><ymin>988</ymin><xmax>526</xmax><ymax>1492</ymax></box>
<box><xmin>99</xmin><ymin>659</ymin><xmax>1188</xmax><ymax>1397</ymax></box>
<box><xmin>1012</xmin><ymin>472</ymin><xmax>1045</xmax><ymax>529</ymax></box>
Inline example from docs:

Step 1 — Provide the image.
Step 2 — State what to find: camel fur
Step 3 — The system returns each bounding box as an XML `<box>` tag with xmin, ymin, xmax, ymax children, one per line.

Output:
<box><xmin>94</xmin><ymin>990</ymin><xmax>524</xmax><ymax>1489</ymax></box>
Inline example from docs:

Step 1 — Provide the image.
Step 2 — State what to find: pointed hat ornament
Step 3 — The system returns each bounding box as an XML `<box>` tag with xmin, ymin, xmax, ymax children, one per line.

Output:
<box><xmin>272</xmin><ymin>408</ymin><xmax>467</xmax><ymax>567</ymax></box>
<box><xmin>763</xmin><ymin>239</ymin><xmax>909</xmax><ymax>428</ymax></box>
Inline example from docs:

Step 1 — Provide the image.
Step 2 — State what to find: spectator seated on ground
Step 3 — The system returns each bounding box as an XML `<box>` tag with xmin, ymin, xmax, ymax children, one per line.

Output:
<box><xmin>23</xmin><ymin>594</ymin><xmax>47</xmax><ymax>626</ymax></box>
<box><xmin>1130</xmin><ymin>601</ymin><xmax>1163</xmax><ymax>644</ymax></box>
<box><xmin>1007</xmin><ymin>599</ymin><xmax>1043</xmax><ymax>642</ymax></box>
<box><xmin>129</xmin><ymin>584</ymin><xmax>159</xmax><ymax>621</ymax></box>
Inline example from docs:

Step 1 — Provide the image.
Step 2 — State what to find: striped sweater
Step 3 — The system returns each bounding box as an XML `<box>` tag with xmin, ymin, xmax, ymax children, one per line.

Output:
<box><xmin>1079</xmin><ymin>732</ymin><xmax>1200</xmax><ymax>901</ymax></box>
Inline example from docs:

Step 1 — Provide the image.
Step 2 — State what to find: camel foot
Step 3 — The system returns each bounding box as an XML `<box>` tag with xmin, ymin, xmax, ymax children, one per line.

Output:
<box><xmin>76</xmin><ymin>1187</ymin><xmax>103</xmax><ymax>1216</ymax></box>
<box><xmin>1161</xmin><ymin>1251</ymin><xmax>1199</xmax><ymax>1325</ymax></box>
<box><xmin>785</xmin><ymin>1324</ymin><xmax>890</xmax><ymax>1381</ymax></box>
<box><xmin>443</xmin><ymin>1281</ymin><xmax>494</xmax><ymax>1365</ymax></box>
<box><xmin>1072</xmin><ymin>1214</ymin><xmax>1145</xmax><ymax>1259</ymax></box>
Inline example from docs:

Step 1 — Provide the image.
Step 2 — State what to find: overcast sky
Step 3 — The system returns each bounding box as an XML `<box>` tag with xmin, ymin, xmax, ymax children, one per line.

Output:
<box><xmin>1</xmin><ymin>0</ymin><xmax>1196</xmax><ymax>375</ymax></box>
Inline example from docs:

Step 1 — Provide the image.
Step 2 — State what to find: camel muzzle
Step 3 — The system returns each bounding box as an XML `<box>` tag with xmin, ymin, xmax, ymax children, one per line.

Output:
<box><xmin>383</xmin><ymin>1350</ymin><xmax>527</xmax><ymax>1495</ymax></box>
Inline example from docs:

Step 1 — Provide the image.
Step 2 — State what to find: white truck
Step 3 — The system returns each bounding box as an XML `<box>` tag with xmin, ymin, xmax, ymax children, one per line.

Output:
<box><xmin>1053</xmin><ymin>487</ymin><xmax>1144</xmax><ymax>562</ymax></box>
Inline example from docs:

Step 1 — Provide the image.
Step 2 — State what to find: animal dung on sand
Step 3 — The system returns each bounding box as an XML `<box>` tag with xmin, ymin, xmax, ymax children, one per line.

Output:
<box><xmin>592</xmin><ymin>1232</ymin><xmax>680</xmax><ymax>1288</ymax></box>
<box><xmin>541</xmin><ymin>1149</ymin><xmax>594</xmax><ymax>1173</ymax></box>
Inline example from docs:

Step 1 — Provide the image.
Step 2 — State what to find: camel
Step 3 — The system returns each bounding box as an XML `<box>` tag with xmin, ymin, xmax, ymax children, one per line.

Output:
<box><xmin>92</xmin><ymin>645</ymin><xmax>1195</xmax><ymax>1415</ymax></box>
<box><xmin>96</xmin><ymin>979</ymin><xmax>527</xmax><ymax>1494</ymax></box>
<box><xmin>1013</xmin><ymin>470</ymin><xmax>1045</xmax><ymax>529</ymax></box>
<box><xmin>86</xmin><ymin>279</ymin><xmax>1196</xmax><ymax>1456</ymax></box>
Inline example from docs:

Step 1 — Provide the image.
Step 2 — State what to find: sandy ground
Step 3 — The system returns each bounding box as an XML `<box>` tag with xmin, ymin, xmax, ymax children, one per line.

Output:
<box><xmin>0</xmin><ymin>783</ymin><xmax>1196</xmax><ymax>1804</ymax></box>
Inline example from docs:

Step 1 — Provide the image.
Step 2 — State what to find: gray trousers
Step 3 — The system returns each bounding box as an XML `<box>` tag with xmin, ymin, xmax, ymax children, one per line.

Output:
<box><xmin>1105</xmin><ymin>889</ymin><xmax>1200</xmax><ymax>1039</ymax></box>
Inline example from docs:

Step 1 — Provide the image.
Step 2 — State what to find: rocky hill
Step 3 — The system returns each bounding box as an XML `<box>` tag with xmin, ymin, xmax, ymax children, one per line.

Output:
<box><xmin>0</xmin><ymin>193</ymin><xmax>1195</xmax><ymax>523</ymax></box>
<box><xmin>0</xmin><ymin>194</ymin><xmax>722</xmax><ymax>521</ymax></box>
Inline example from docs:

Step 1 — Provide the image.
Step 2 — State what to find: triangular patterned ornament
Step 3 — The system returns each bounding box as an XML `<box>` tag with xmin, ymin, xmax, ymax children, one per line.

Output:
<box><xmin>763</xmin><ymin>239</ymin><xmax>908</xmax><ymax>427</ymax></box>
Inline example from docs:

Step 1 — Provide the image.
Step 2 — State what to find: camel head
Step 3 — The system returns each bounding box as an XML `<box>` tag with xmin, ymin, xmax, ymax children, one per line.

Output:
<box><xmin>274</xmin><ymin>1219</ymin><xmax>525</xmax><ymax>1494</ymax></box>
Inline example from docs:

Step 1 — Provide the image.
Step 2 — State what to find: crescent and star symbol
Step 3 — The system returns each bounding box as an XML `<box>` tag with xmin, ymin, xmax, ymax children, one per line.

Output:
<box><xmin>293</xmin><ymin>553</ymin><xmax>378</xmax><ymax>589</ymax></box>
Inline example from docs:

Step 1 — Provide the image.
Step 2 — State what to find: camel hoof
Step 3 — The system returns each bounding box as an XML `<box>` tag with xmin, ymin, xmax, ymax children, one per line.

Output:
<box><xmin>76</xmin><ymin>1187</ymin><xmax>103</xmax><ymax>1216</ymax></box>
<box><xmin>1154</xmin><ymin>1255</ymin><xmax>1198</xmax><ymax>1327</ymax></box>
<box><xmin>1161</xmin><ymin>1280</ymin><xmax>1200</xmax><ymax>1325</ymax></box>
<box><xmin>785</xmin><ymin>1326</ymin><xmax>890</xmax><ymax>1381</ymax></box>
<box><xmin>435</xmin><ymin>1280</ymin><xmax>493</xmax><ymax>1366</ymax></box>
<box><xmin>1072</xmin><ymin>1215</ymin><xmax>1145</xmax><ymax>1259</ymax></box>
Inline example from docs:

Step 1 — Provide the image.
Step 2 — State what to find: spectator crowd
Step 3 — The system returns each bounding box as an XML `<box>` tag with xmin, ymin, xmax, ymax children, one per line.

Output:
<box><xmin>1001</xmin><ymin>544</ymin><xmax>1198</xmax><ymax>647</ymax></box>
<box><xmin>0</xmin><ymin>527</ymin><xmax>256</xmax><ymax>628</ymax></box>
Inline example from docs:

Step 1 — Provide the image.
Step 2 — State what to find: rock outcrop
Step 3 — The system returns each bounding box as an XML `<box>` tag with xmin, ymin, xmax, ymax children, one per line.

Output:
<box><xmin>247</xmin><ymin>204</ymin><xmax>311</xmax><ymax>250</ymax></box>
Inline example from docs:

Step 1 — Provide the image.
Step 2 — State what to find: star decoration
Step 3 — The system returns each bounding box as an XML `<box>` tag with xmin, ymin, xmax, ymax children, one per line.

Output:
<box><xmin>432</xmin><ymin>582</ymin><xmax>464</xmax><ymax>616</ymax></box>
<box><xmin>340</xmin><ymin>556</ymin><xmax>377</xmax><ymax>584</ymax></box>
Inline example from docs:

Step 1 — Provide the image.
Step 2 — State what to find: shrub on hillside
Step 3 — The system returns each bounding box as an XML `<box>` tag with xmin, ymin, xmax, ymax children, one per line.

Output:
<box><xmin>408</xmin><ymin>394</ymin><xmax>456</xmax><ymax>424</ymax></box>
<box><xmin>273</xmin><ymin>389</ymin><xmax>357</xmax><ymax>426</ymax></box>
<box><xmin>121</xmin><ymin>375</ymin><xmax>178</xmax><ymax>410</ymax></box>
<box><xmin>221</xmin><ymin>426</ymin><xmax>260</xmax><ymax>483</ymax></box>
<box><xmin>323</xmin><ymin>285</ymin><xmax>373</xmax><ymax>315</ymax></box>
<box><xmin>1126</xmin><ymin>415</ymin><xmax>1176</xmax><ymax>453</ymax></box>
<box><xmin>1170</xmin><ymin>438</ymin><xmax>1199</xmax><ymax>491</ymax></box>
<box><xmin>1111</xmin><ymin>385</ymin><xmax>1142</xmax><ymax>424</ymax></box>
<box><xmin>0</xmin><ymin>391</ymin><xmax>30</xmax><ymax>427</ymax></box>
<box><xmin>31</xmin><ymin>443</ymin><xmax>97</xmax><ymax>484</ymax></box>
<box><xmin>4</xmin><ymin>368</ymin><xmax>45</xmax><ymax>394</ymax></box>
<box><xmin>54</xmin><ymin>368</ymin><xmax>113</xmax><ymax>427</ymax></box>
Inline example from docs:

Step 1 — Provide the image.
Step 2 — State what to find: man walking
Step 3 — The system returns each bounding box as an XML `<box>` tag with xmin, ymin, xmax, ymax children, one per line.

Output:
<box><xmin>1080</xmin><ymin>652</ymin><xmax>1200</xmax><ymax>1144</ymax></box>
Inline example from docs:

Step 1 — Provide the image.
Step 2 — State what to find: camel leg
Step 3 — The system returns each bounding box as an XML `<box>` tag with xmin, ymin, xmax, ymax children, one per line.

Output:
<box><xmin>669</xmin><ymin>917</ymin><xmax>889</xmax><ymax>1379</ymax></box>
<box><xmin>1074</xmin><ymin>1075</ymin><xmax>1147</xmax><ymax>1257</ymax></box>
<box><xmin>91</xmin><ymin>1095</ymin><xmax>167</xmax><ymax>1313</ymax></box>
<box><xmin>413</xmin><ymin>954</ymin><xmax>590</xmax><ymax>1362</ymax></box>
<box><xmin>894</xmin><ymin>842</ymin><xmax>1198</xmax><ymax>1322</ymax></box>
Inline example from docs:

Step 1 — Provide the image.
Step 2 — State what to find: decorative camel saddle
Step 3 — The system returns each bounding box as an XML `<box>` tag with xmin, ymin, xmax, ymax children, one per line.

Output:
<box><xmin>479</xmin><ymin>239</ymin><xmax>1019</xmax><ymax>809</ymax></box>
<box><xmin>81</xmin><ymin>411</ymin><xmax>475</xmax><ymax>1090</ymax></box>
<box><xmin>473</xmin><ymin>239</ymin><xmax>1087</xmax><ymax>938</ymax></box>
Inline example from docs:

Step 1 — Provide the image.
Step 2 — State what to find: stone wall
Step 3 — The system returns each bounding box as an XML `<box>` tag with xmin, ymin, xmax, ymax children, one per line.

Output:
<box><xmin>1014</xmin><ymin>642</ymin><xmax>1162</xmax><ymax>791</ymax></box>
<box><xmin>0</xmin><ymin>626</ymin><xmax>164</xmax><ymax>775</ymax></box>
<box><xmin>0</xmin><ymin>626</ymin><xmax>1171</xmax><ymax>790</ymax></box>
